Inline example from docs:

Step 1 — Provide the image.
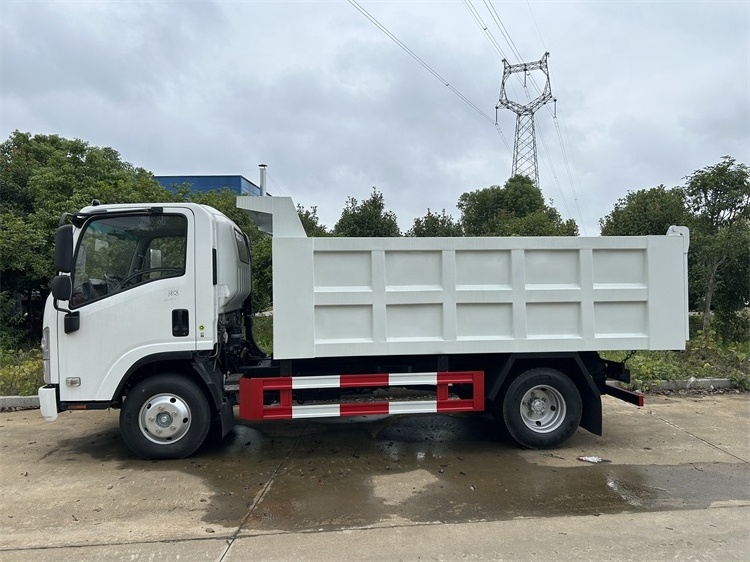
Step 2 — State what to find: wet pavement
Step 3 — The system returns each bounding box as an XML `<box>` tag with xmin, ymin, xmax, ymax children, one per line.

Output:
<box><xmin>1</xmin><ymin>394</ymin><xmax>748</xmax><ymax>560</ymax></box>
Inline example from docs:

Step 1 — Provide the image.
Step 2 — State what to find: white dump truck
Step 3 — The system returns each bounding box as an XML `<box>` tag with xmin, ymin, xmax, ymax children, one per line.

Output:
<box><xmin>39</xmin><ymin>196</ymin><xmax>689</xmax><ymax>459</ymax></box>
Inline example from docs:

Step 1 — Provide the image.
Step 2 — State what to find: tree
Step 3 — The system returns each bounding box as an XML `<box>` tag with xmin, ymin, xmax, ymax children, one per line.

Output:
<box><xmin>333</xmin><ymin>188</ymin><xmax>400</xmax><ymax>237</ymax></box>
<box><xmin>457</xmin><ymin>175</ymin><xmax>578</xmax><ymax>236</ymax></box>
<box><xmin>711</xmin><ymin>219</ymin><xmax>750</xmax><ymax>341</ymax></box>
<box><xmin>598</xmin><ymin>184</ymin><xmax>702</xmax><ymax>310</ymax></box>
<box><xmin>297</xmin><ymin>205</ymin><xmax>329</xmax><ymax>237</ymax></box>
<box><xmin>0</xmin><ymin>131</ymin><xmax>172</xmax><ymax>347</ymax></box>
<box><xmin>407</xmin><ymin>209</ymin><xmax>463</xmax><ymax>237</ymax></box>
<box><xmin>494</xmin><ymin>208</ymin><xmax>578</xmax><ymax>237</ymax></box>
<box><xmin>599</xmin><ymin>185</ymin><xmax>689</xmax><ymax>236</ymax></box>
<box><xmin>684</xmin><ymin>157</ymin><xmax>750</xmax><ymax>334</ymax></box>
<box><xmin>598</xmin><ymin>157</ymin><xmax>749</xmax><ymax>341</ymax></box>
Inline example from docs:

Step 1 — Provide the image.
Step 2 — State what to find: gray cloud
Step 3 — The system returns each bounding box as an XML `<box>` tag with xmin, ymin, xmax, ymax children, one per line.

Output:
<box><xmin>2</xmin><ymin>1</ymin><xmax>747</xmax><ymax>236</ymax></box>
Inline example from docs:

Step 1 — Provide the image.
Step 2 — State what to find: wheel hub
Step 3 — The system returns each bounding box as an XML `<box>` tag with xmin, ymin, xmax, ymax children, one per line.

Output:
<box><xmin>529</xmin><ymin>397</ymin><xmax>547</xmax><ymax>415</ymax></box>
<box><xmin>156</xmin><ymin>411</ymin><xmax>173</xmax><ymax>427</ymax></box>
<box><xmin>139</xmin><ymin>394</ymin><xmax>191</xmax><ymax>444</ymax></box>
<box><xmin>520</xmin><ymin>385</ymin><xmax>566</xmax><ymax>434</ymax></box>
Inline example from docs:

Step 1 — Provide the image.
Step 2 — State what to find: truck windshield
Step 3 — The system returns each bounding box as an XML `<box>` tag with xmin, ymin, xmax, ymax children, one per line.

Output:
<box><xmin>70</xmin><ymin>213</ymin><xmax>187</xmax><ymax>308</ymax></box>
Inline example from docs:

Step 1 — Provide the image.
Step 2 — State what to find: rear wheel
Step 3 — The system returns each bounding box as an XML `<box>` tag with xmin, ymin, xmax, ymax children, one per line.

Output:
<box><xmin>500</xmin><ymin>368</ymin><xmax>582</xmax><ymax>449</ymax></box>
<box><xmin>120</xmin><ymin>374</ymin><xmax>211</xmax><ymax>459</ymax></box>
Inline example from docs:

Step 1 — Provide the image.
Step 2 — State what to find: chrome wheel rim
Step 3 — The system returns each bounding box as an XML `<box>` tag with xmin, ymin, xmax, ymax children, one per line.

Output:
<box><xmin>519</xmin><ymin>385</ymin><xmax>566</xmax><ymax>433</ymax></box>
<box><xmin>138</xmin><ymin>393</ymin><xmax>191</xmax><ymax>444</ymax></box>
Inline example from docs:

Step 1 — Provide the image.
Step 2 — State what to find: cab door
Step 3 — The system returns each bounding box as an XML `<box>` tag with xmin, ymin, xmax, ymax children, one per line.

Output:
<box><xmin>56</xmin><ymin>209</ymin><xmax>196</xmax><ymax>404</ymax></box>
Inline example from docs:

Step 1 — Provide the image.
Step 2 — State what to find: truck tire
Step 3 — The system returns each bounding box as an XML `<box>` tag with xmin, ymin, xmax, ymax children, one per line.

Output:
<box><xmin>500</xmin><ymin>368</ymin><xmax>582</xmax><ymax>449</ymax></box>
<box><xmin>120</xmin><ymin>374</ymin><xmax>211</xmax><ymax>459</ymax></box>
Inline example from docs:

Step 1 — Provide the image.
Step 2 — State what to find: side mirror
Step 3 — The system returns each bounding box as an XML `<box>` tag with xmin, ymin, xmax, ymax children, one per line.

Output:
<box><xmin>51</xmin><ymin>275</ymin><xmax>72</xmax><ymax>301</ymax></box>
<box><xmin>54</xmin><ymin>225</ymin><xmax>74</xmax><ymax>273</ymax></box>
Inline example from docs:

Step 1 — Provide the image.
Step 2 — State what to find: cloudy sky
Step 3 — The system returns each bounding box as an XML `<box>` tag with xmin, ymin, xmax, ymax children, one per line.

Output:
<box><xmin>2</xmin><ymin>1</ymin><xmax>748</xmax><ymax>235</ymax></box>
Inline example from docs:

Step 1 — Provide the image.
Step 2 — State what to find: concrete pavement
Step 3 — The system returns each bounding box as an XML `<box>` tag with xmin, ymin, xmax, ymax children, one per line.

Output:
<box><xmin>1</xmin><ymin>394</ymin><xmax>748</xmax><ymax>560</ymax></box>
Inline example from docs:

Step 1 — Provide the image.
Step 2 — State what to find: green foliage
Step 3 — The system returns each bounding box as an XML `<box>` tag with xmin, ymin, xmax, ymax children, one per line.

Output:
<box><xmin>251</xmin><ymin>236</ymin><xmax>273</xmax><ymax>313</ymax></box>
<box><xmin>600</xmin><ymin>157</ymin><xmax>749</xmax><ymax>343</ymax></box>
<box><xmin>690</xmin><ymin>220</ymin><xmax>749</xmax><ymax>340</ymax></box>
<box><xmin>0</xmin><ymin>349</ymin><xmax>44</xmax><ymax>396</ymax></box>
<box><xmin>685</xmin><ymin>156</ymin><xmax>749</xmax><ymax>232</ymax></box>
<box><xmin>492</xmin><ymin>208</ymin><xmax>578</xmax><ymax>237</ymax></box>
<box><xmin>252</xmin><ymin>315</ymin><xmax>274</xmax><ymax>354</ymax></box>
<box><xmin>603</xmin><ymin>330</ymin><xmax>750</xmax><ymax>391</ymax></box>
<box><xmin>0</xmin><ymin>292</ymin><xmax>26</xmax><ymax>350</ymax></box>
<box><xmin>457</xmin><ymin>175</ymin><xmax>578</xmax><ymax>236</ymax></box>
<box><xmin>599</xmin><ymin>185</ymin><xmax>689</xmax><ymax>236</ymax></box>
<box><xmin>713</xmin><ymin>307</ymin><xmax>750</xmax><ymax>344</ymax></box>
<box><xmin>333</xmin><ymin>188</ymin><xmax>400</xmax><ymax>237</ymax></box>
<box><xmin>297</xmin><ymin>205</ymin><xmax>330</xmax><ymax>237</ymax></box>
<box><xmin>0</xmin><ymin>131</ymin><xmax>173</xmax><ymax>346</ymax></box>
<box><xmin>684</xmin><ymin>157</ymin><xmax>749</xmax><ymax>337</ymax></box>
<box><xmin>407</xmin><ymin>209</ymin><xmax>463</xmax><ymax>237</ymax></box>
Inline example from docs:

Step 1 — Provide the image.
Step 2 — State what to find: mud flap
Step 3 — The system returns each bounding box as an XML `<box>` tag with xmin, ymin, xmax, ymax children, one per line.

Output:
<box><xmin>219</xmin><ymin>401</ymin><xmax>236</xmax><ymax>437</ymax></box>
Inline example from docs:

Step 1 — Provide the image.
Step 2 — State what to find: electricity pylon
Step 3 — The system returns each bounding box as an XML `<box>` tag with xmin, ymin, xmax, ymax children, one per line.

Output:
<box><xmin>496</xmin><ymin>52</ymin><xmax>553</xmax><ymax>188</ymax></box>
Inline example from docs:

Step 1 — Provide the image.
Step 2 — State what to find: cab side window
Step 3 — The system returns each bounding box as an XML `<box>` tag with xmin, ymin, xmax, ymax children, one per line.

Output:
<box><xmin>70</xmin><ymin>214</ymin><xmax>187</xmax><ymax>308</ymax></box>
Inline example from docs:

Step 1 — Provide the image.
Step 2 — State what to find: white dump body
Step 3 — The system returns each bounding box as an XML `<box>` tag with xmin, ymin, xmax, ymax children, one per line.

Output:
<box><xmin>238</xmin><ymin>196</ymin><xmax>689</xmax><ymax>360</ymax></box>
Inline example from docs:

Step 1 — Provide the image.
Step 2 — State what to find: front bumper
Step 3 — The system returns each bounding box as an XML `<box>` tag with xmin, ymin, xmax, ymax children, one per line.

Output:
<box><xmin>38</xmin><ymin>385</ymin><xmax>59</xmax><ymax>421</ymax></box>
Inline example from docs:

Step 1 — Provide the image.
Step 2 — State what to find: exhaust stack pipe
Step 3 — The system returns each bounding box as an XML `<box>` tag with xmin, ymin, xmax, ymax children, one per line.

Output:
<box><xmin>259</xmin><ymin>164</ymin><xmax>267</xmax><ymax>196</ymax></box>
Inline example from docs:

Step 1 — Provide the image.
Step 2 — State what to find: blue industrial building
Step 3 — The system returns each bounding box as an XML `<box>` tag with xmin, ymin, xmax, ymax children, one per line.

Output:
<box><xmin>154</xmin><ymin>175</ymin><xmax>262</xmax><ymax>196</ymax></box>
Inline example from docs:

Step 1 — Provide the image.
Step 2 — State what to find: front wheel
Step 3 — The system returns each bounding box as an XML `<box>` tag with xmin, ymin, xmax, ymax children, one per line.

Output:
<box><xmin>500</xmin><ymin>368</ymin><xmax>582</xmax><ymax>449</ymax></box>
<box><xmin>120</xmin><ymin>375</ymin><xmax>211</xmax><ymax>459</ymax></box>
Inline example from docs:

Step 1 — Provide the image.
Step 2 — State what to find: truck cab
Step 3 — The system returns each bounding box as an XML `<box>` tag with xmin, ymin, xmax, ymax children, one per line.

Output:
<box><xmin>40</xmin><ymin>203</ymin><xmax>253</xmax><ymax>458</ymax></box>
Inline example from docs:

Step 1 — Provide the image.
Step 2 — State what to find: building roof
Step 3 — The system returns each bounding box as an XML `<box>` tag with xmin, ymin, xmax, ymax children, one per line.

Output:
<box><xmin>155</xmin><ymin>175</ymin><xmax>262</xmax><ymax>196</ymax></box>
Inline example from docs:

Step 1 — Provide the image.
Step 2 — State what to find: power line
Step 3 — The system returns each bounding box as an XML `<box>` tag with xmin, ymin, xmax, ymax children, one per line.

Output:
<box><xmin>536</xmin><ymin>122</ymin><xmax>573</xmax><ymax>218</ymax></box>
<box><xmin>526</xmin><ymin>0</ymin><xmax>548</xmax><ymax>52</ymax></box>
<box><xmin>483</xmin><ymin>0</ymin><xmax>524</xmax><ymax>63</ymax></box>
<box><xmin>462</xmin><ymin>0</ymin><xmax>525</xmax><ymax>103</ymax></box>
<box><xmin>347</xmin><ymin>0</ymin><xmax>512</xmax><ymax>155</ymax></box>
<box><xmin>521</xmin><ymin>0</ymin><xmax>587</xmax><ymax>233</ymax></box>
<box><xmin>265</xmin><ymin>171</ymin><xmax>287</xmax><ymax>197</ymax></box>
<box><xmin>463</xmin><ymin>0</ymin><xmax>507</xmax><ymax>61</ymax></box>
<box><xmin>554</xmin><ymin>109</ymin><xmax>587</xmax><ymax>234</ymax></box>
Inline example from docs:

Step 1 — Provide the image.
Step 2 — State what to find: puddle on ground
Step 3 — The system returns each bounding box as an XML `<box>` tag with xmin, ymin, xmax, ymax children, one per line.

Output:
<box><xmin>47</xmin><ymin>412</ymin><xmax>750</xmax><ymax>533</ymax></box>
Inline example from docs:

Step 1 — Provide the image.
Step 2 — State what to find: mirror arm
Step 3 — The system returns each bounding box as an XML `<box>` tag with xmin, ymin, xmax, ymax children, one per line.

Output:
<box><xmin>52</xmin><ymin>298</ymin><xmax>72</xmax><ymax>314</ymax></box>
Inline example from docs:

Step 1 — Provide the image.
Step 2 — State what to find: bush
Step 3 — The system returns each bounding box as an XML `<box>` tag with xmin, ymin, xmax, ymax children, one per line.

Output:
<box><xmin>0</xmin><ymin>348</ymin><xmax>44</xmax><ymax>396</ymax></box>
<box><xmin>0</xmin><ymin>292</ymin><xmax>26</xmax><ymax>350</ymax></box>
<box><xmin>252</xmin><ymin>315</ymin><xmax>273</xmax><ymax>354</ymax></box>
<box><xmin>714</xmin><ymin>308</ymin><xmax>750</xmax><ymax>344</ymax></box>
<box><xmin>603</xmin><ymin>330</ymin><xmax>750</xmax><ymax>391</ymax></box>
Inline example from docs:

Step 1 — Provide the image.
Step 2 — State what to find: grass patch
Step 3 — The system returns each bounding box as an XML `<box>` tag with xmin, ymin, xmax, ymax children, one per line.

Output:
<box><xmin>0</xmin><ymin>348</ymin><xmax>44</xmax><ymax>396</ymax></box>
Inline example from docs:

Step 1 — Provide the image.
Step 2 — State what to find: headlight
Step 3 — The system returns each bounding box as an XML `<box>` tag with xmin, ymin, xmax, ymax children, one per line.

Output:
<box><xmin>41</xmin><ymin>327</ymin><xmax>51</xmax><ymax>383</ymax></box>
<box><xmin>41</xmin><ymin>327</ymin><xmax>50</xmax><ymax>360</ymax></box>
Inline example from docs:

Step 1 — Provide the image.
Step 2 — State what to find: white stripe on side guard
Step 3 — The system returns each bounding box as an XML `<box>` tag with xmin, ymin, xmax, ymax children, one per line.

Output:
<box><xmin>292</xmin><ymin>375</ymin><xmax>341</xmax><ymax>390</ymax></box>
<box><xmin>388</xmin><ymin>373</ymin><xmax>438</xmax><ymax>386</ymax></box>
<box><xmin>291</xmin><ymin>404</ymin><xmax>342</xmax><ymax>418</ymax></box>
<box><xmin>388</xmin><ymin>401</ymin><xmax>438</xmax><ymax>414</ymax></box>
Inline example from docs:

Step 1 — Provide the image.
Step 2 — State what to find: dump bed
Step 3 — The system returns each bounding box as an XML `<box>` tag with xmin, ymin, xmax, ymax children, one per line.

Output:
<box><xmin>238</xmin><ymin>197</ymin><xmax>689</xmax><ymax>360</ymax></box>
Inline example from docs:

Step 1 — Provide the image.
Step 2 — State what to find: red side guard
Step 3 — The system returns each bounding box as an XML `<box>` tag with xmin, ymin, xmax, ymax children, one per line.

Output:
<box><xmin>239</xmin><ymin>371</ymin><xmax>485</xmax><ymax>421</ymax></box>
